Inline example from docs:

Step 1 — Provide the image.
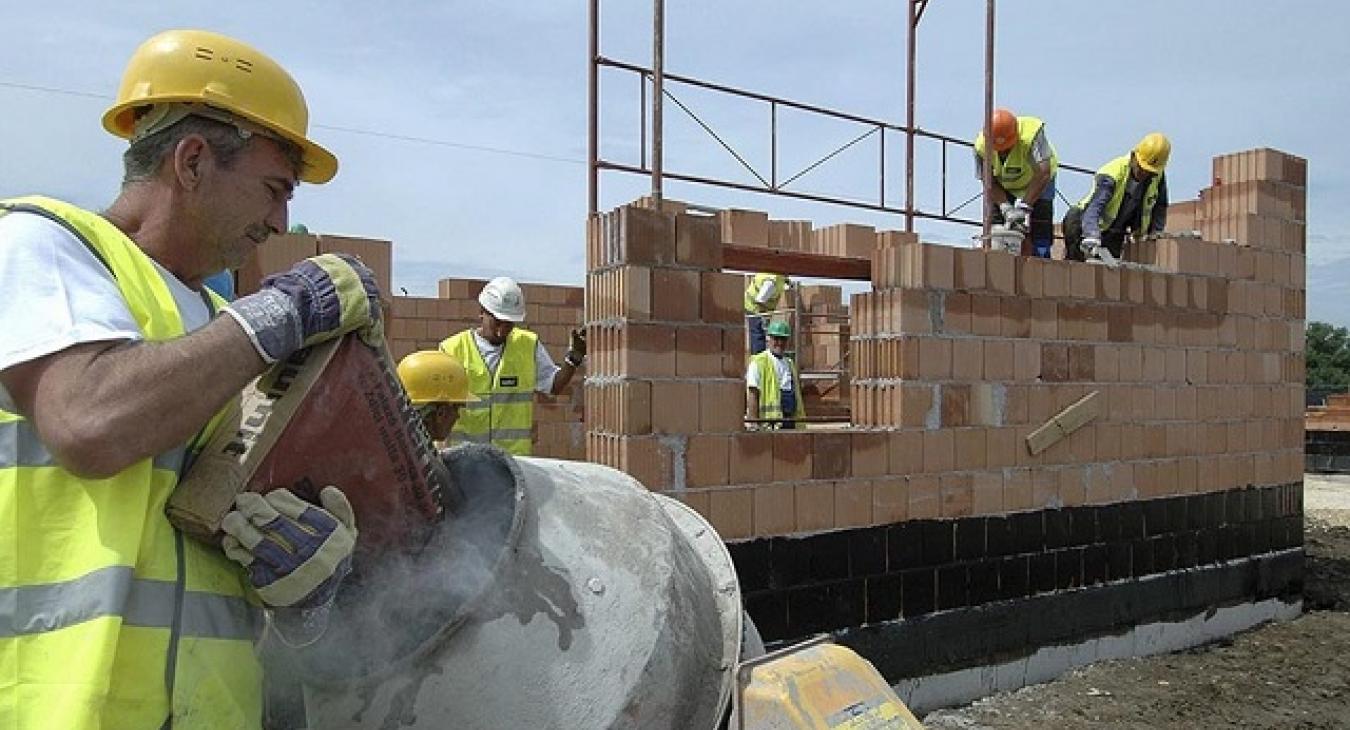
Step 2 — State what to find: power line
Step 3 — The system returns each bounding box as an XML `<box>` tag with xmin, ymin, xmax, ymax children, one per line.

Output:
<box><xmin>0</xmin><ymin>79</ymin><xmax>585</xmax><ymax>166</ymax></box>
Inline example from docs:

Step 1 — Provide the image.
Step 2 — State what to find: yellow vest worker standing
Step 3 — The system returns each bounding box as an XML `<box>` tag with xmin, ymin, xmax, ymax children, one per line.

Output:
<box><xmin>745</xmin><ymin>321</ymin><xmax>806</xmax><ymax>430</ymax></box>
<box><xmin>1063</xmin><ymin>132</ymin><xmax>1172</xmax><ymax>265</ymax></box>
<box><xmin>974</xmin><ymin>108</ymin><xmax>1059</xmax><ymax>258</ymax></box>
<box><xmin>744</xmin><ymin>272</ymin><xmax>789</xmax><ymax>355</ymax></box>
<box><xmin>0</xmin><ymin>30</ymin><xmax>375</xmax><ymax>729</ymax></box>
<box><xmin>398</xmin><ymin>350</ymin><xmax>480</xmax><ymax>443</ymax></box>
<box><xmin>439</xmin><ymin>277</ymin><xmax>586</xmax><ymax>455</ymax></box>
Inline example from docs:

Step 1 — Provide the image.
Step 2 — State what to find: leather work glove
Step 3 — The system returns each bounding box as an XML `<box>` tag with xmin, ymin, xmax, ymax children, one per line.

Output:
<box><xmin>566</xmin><ymin>327</ymin><xmax>587</xmax><ymax>366</ymax></box>
<box><xmin>223</xmin><ymin>253</ymin><xmax>383</xmax><ymax>364</ymax></box>
<box><xmin>221</xmin><ymin>486</ymin><xmax>358</xmax><ymax>608</ymax></box>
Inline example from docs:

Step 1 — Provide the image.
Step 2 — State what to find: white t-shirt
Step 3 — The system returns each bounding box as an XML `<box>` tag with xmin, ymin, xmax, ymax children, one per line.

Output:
<box><xmin>471</xmin><ymin>329</ymin><xmax>560</xmax><ymax>395</ymax></box>
<box><xmin>745</xmin><ymin>352</ymin><xmax>794</xmax><ymax>393</ymax></box>
<box><xmin>0</xmin><ymin>212</ymin><xmax>212</xmax><ymax>412</ymax></box>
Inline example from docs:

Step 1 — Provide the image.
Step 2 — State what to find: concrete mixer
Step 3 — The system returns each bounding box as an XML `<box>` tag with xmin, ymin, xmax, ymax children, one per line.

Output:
<box><xmin>261</xmin><ymin>444</ymin><xmax>924</xmax><ymax>729</ymax></box>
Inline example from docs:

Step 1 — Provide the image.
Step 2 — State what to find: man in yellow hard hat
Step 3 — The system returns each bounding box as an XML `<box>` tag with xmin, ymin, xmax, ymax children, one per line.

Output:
<box><xmin>439</xmin><ymin>276</ymin><xmax>586</xmax><ymax>456</ymax></box>
<box><xmin>745</xmin><ymin>320</ymin><xmax>806</xmax><ymax>430</ymax></box>
<box><xmin>0</xmin><ymin>30</ymin><xmax>379</xmax><ymax>729</ymax></box>
<box><xmin>1063</xmin><ymin>132</ymin><xmax>1172</xmax><ymax>265</ymax></box>
<box><xmin>744</xmin><ymin>272</ymin><xmax>790</xmax><ymax>355</ymax></box>
<box><xmin>974</xmin><ymin>108</ymin><xmax>1059</xmax><ymax>258</ymax></box>
<box><xmin>398</xmin><ymin>350</ymin><xmax>480</xmax><ymax>443</ymax></box>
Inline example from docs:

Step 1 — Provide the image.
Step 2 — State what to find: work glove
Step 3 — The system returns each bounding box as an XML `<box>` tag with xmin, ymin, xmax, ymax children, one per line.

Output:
<box><xmin>1002</xmin><ymin>199</ymin><xmax>1031</xmax><ymax>229</ymax></box>
<box><xmin>566</xmin><ymin>327</ymin><xmax>587</xmax><ymax>366</ymax></box>
<box><xmin>221</xmin><ymin>486</ymin><xmax>358</xmax><ymax>608</ymax></box>
<box><xmin>223</xmin><ymin>253</ymin><xmax>383</xmax><ymax>364</ymax></box>
<box><xmin>1080</xmin><ymin>237</ymin><xmax>1118</xmax><ymax>267</ymax></box>
<box><xmin>989</xmin><ymin>223</ymin><xmax>1023</xmax><ymax>254</ymax></box>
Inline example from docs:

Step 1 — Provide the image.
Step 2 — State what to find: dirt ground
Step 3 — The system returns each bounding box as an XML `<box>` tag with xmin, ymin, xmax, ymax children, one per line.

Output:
<box><xmin>923</xmin><ymin>476</ymin><xmax>1350</xmax><ymax>730</ymax></box>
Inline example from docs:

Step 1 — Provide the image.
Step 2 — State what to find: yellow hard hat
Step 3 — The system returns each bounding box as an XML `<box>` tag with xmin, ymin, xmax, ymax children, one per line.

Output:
<box><xmin>102</xmin><ymin>29</ymin><xmax>338</xmax><ymax>184</ymax></box>
<box><xmin>1133</xmin><ymin>132</ymin><xmax>1171</xmax><ymax>174</ymax></box>
<box><xmin>397</xmin><ymin>351</ymin><xmax>480</xmax><ymax>405</ymax></box>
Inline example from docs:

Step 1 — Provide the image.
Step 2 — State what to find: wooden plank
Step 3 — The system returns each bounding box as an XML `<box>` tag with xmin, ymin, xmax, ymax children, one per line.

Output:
<box><xmin>1026</xmin><ymin>390</ymin><xmax>1101</xmax><ymax>456</ymax></box>
<box><xmin>722</xmin><ymin>244</ymin><xmax>871</xmax><ymax>280</ymax></box>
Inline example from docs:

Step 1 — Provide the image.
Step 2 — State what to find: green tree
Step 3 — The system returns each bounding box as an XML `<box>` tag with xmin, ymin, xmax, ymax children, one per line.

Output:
<box><xmin>1307</xmin><ymin>321</ymin><xmax>1350</xmax><ymax>389</ymax></box>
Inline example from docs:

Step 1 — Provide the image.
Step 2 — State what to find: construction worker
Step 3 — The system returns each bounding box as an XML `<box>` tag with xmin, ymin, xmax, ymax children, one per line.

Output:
<box><xmin>1063</xmin><ymin>132</ymin><xmax>1172</xmax><ymax>265</ymax></box>
<box><xmin>974</xmin><ymin>108</ymin><xmax>1059</xmax><ymax>258</ymax></box>
<box><xmin>0</xmin><ymin>29</ymin><xmax>376</xmax><ymax>728</ymax></box>
<box><xmin>398</xmin><ymin>349</ymin><xmax>479</xmax><ymax>443</ymax></box>
<box><xmin>744</xmin><ymin>271</ymin><xmax>789</xmax><ymax>355</ymax></box>
<box><xmin>439</xmin><ymin>276</ymin><xmax>586</xmax><ymax>455</ymax></box>
<box><xmin>745</xmin><ymin>320</ymin><xmax>806</xmax><ymax>430</ymax></box>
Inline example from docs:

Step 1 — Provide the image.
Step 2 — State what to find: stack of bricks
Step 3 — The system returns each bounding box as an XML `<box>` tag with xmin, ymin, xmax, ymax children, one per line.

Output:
<box><xmin>385</xmin><ymin>279</ymin><xmax>585</xmax><ymax>460</ymax></box>
<box><xmin>715</xmin><ymin>207</ymin><xmax>890</xmax><ymax>260</ymax></box>
<box><xmin>584</xmin><ymin>205</ymin><xmax>748</xmax><ymax>494</ymax></box>
<box><xmin>795</xmin><ymin>284</ymin><xmax>851</xmax><ymax>419</ymax></box>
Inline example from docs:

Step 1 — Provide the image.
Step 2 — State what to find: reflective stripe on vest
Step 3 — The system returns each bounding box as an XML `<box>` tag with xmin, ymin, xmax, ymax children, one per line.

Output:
<box><xmin>974</xmin><ymin>116</ymin><xmax>1059</xmax><ymax>198</ymax></box>
<box><xmin>749</xmin><ymin>350</ymin><xmax>805</xmax><ymax>421</ymax></box>
<box><xmin>1077</xmin><ymin>155</ymin><xmax>1162</xmax><ymax>234</ymax></box>
<box><xmin>0</xmin><ymin>196</ymin><xmax>261</xmax><ymax>729</ymax></box>
<box><xmin>440</xmin><ymin>328</ymin><xmax>537</xmax><ymax>456</ymax></box>
<box><xmin>744</xmin><ymin>273</ymin><xmax>786</xmax><ymax>314</ymax></box>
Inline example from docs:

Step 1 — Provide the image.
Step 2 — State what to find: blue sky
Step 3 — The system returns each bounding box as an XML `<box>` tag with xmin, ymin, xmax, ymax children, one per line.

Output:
<box><xmin>3</xmin><ymin>2</ymin><xmax>1348</xmax><ymax>322</ymax></box>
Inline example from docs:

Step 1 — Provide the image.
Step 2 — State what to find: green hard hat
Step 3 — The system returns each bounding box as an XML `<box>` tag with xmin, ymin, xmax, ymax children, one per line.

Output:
<box><xmin>766</xmin><ymin>321</ymin><xmax>792</xmax><ymax>338</ymax></box>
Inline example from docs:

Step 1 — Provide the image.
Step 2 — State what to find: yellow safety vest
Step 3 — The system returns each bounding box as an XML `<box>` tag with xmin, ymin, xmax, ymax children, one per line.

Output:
<box><xmin>0</xmin><ymin>197</ymin><xmax>262</xmax><ymax>729</ymax></box>
<box><xmin>748</xmin><ymin>350</ymin><xmax>805</xmax><ymax>422</ymax></box>
<box><xmin>743</xmin><ymin>273</ymin><xmax>787</xmax><ymax>315</ymax></box>
<box><xmin>440</xmin><ymin>328</ymin><xmax>537</xmax><ymax>455</ymax></box>
<box><xmin>974</xmin><ymin>116</ymin><xmax>1059</xmax><ymax>198</ymax></box>
<box><xmin>1077</xmin><ymin>155</ymin><xmax>1163</xmax><ymax>235</ymax></box>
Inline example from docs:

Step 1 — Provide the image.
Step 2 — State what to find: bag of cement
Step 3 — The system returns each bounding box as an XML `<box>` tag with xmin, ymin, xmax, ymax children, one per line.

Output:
<box><xmin>169</xmin><ymin>333</ymin><xmax>460</xmax><ymax>565</ymax></box>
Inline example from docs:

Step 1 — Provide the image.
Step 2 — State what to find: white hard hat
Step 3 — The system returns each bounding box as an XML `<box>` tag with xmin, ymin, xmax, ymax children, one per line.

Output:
<box><xmin>478</xmin><ymin>276</ymin><xmax>526</xmax><ymax>322</ymax></box>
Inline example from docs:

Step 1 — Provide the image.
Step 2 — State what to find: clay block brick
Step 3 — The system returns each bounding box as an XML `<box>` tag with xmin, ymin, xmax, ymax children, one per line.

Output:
<box><xmin>918</xmin><ymin>244</ymin><xmax>956</xmax><ymax>290</ymax></box>
<box><xmin>952</xmin><ymin>338</ymin><xmax>984</xmax><ymax>380</ymax></box>
<box><xmin>919</xmin><ymin>337</ymin><xmax>953</xmax><ymax>379</ymax></box>
<box><xmin>718</xmin><ymin>208</ymin><xmax>769</xmax><ymax>247</ymax></box>
<box><xmin>710</xmin><ymin>488</ymin><xmax>753</xmax><ymax>540</ymax></box>
<box><xmin>1095</xmin><ymin>345</ymin><xmax>1120</xmax><ymax>382</ymax></box>
<box><xmin>1043</xmin><ymin>260</ymin><xmax>1070</xmax><ymax>298</ymax></box>
<box><xmin>675</xmin><ymin>326</ymin><xmax>723</xmax><ymax>377</ymax></box>
<box><xmin>1030</xmin><ymin>299</ymin><xmax>1058</xmax><ymax>339</ymax></box>
<box><xmin>1001</xmin><ymin>297</ymin><xmax>1031</xmax><ymax>338</ymax></box>
<box><xmin>987</xmin><ymin>251</ymin><xmax>1016</xmax><ymax>295</ymax></box>
<box><xmin>1003</xmin><ymin>469</ymin><xmax>1033</xmax><ymax>511</ymax></box>
<box><xmin>908</xmin><ymin>475</ymin><xmax>940</xmax><ymax>519</ymax></box>
<box><xmin>942</xmin><ymin>291</ymin><xmax>973</xmax><ymax>334</ymax></box>
<box><xmin>1096</xmin><ymin>267</ymin><xmax>1122</xmax><ymax>301</ymax></box>
<box><xmin>970</xmin><ymin>383</ymin><xmax>1003</xmax><ymax>427</ymax></box>
<box><xmin>753</xmin><ymin>484</ymin><xmax>796</xmax><ymax>536</ymax></box>
<box><xmin>987</xmin><ymin>427</ymin><xmax>1017</xmax><ymax>468</ymax></box>
<box><xmin>1107</xmin><ymin>306</ymin><xmax>1133</xmax><ymax>343</ymax></box>
<box><xmin>795</xmin><ymin>481</ymin><xmax>835</xmax><ymax>532</ymax></box>
<box><xmin>1018</xmin><ymin>257</ymin><xmax>1045</xmax><ymax>298</ymax></box>
<box><xmin>700</xmin><ymin>380</ymin><xmax>744</xmax><ymax>433</ymax></box>
<box><xmin>954</xmin><ymin>248</ymin><xmax>987</xmax><ymax>290</ymax></box>
<box><xmin>954</xmin><ymin>428</ymin><xmax>987</xmax><ymax>470</ymax></box>
<box><xmin>851</xmin><ymin>432</ymin><xmax>889</xmax><ymax>478</ymax></box>
<box><xmin>922</xmin><ymin>429</ymin><xmax>955</xmax><ymax>473</ymax></box>
<box><xmin>1041</xmin><ymin>343</ymin><xmax>1070</xmax><ymax>382</ymax></box>
<box><xmin>1070</xmin><ymin>263</ymin><xmax>1096</xmax><ymax>299</ymax></box>
<box><xmin>899</xmin><ymin>384</ymin><xmax>935</xmax><ymax>428</ymax></box>
<box><xmin>941</xmin><ymin>384</ymin><xmax>971</xmax><ymax>427</ymax></box>
<box><xmin>812</xmin><ymin>433</ymin><xmax>853</xmax><ymax>479</ymax></box>
<box><xmin>622</xmin><ymin>323</ymin><xmax>677</xmax><ymax>377</ymax></box>
<box><xmin>651</xmin><ymin>269</ymin><xmax>701</xmax><ymax>321</ymax></box>
<box><xmin>940</xmin><ymin>473</ymin><xmax>974</xmax><ymax>518</ymax></box>
<box><xmin>1068</xmin><ymin>344</ymin><xmax>1096</xmax><ymax>381</ymax></box>
<box><xmin>730</xmin><ymin>432</ymin><xmax>773</xmax><ymax>483</ymax></box>
<box><xmin>773</xmin><ymin>432</ymin><xmax>814</xmax><ymax>481</ymax></box>
<box><xmin>1014</xmin><ymin>341</ymin><xmax>1040</xmax><ymax>381</ymax></box>
<box><xmin>971</xmin><ymin>294</ymin><xmax>1001</xmax><ymax>336</ymax></box>
<box><xmin>835</xmin><ymin>480</ymin><xmax>875</xmax><ymax>528</ymax></box>
<box><xmin>984</xmin><ymin>341</ymin><xmax>1015</xmax><ymax>381</ymax></box>
<box><xmin>615</xmin><ymin>205</ymin><xmax>677</xmax><ymax>267</ymax></box>
<box><xmin>888</xmin><ymin>430</ymin><xmax>924</xmax><ymax>474</ymax></box>
<box><xmin>620</xmin><ymin>380</ymin><xmax>653</xmax><ymax>434</ymax></box>
<box><xmin>674</xmin><ymin>212</ymin><xmax>723</xmax><ymax>269</ymax></box>
<box><xmin>721</xmin><ymin>329</ymin><xmax>747</xmax><ymax>378</ymax></box>
<box><xmin>700</xmin><ymin>272</ymin><xmax>743</xmax><ymax>324</ymax></box>
<box><xmin>650</xmin><ymin>381</ymin><xmax>701</xmax><ymax>434</ymax></box>
<box><xmin>619</xmin><ymin>436</ymin><xmax>676</xmax><ymax>490</ymax></box>
<box><xmin>686</xmin><ymin>434</ymin><xmax>731</xmax><ymax>487</ymax></box>
<box><xmin>873</xmin><ymin>478</ymin><xmax>909</xmax><ymax>523</ymax></box>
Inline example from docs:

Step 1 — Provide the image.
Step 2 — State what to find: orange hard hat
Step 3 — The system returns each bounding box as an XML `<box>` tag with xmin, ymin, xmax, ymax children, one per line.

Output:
<box><xmin>990</xmin><ymin>108</ymin><xmax>1018</xmax><ymax>153</ymax></box>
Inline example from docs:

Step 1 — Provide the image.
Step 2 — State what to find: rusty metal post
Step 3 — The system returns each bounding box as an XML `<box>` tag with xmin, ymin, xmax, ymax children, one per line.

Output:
<box><xmin>981</xmin><ymin>0</ymin><xmax>995</xmax><ymax>248</ymax></box>
<box><xmin>904</xmin><ymin>0</ymin><xmax>917</xmax><ymax>232</ymax></box>
<box><xmin>588</xmin><ymin>0</ymin><xmax>599</xmax><ymax>215</ymax></box>
<box><xmin>651</xmin><ymin>0</ymin><xmax>665</xmax><ymax>206</ymax></box>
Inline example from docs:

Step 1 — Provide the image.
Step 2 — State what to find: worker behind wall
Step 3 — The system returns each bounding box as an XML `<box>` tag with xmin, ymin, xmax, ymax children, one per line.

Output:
<box><xmin>745</xmin><ymin>320</ymin><xmax>806</xmax><ymax>430</ymax></box>
<box><xmin>439</xmin><ymin>276</ymin><xmax>586</xmax><ymax>455</ymax></box>
<box><xmin>974</xmin><ymin>107</ymin><xmax>1059</xmax><ymax>258</ymax></box>
<box><xmin>744</xmin><ymin>271</ymin><xmax>790</xmax><ymax>355</ymax></box>
<box><xmin>398</xmin><ymin>350</ymin><xmax>479</xmax><ymax>445</ymax></box>
<box><xmin>1063</xmin><ymin>132</ymin><xmax>1172</xmax><ymax>265</ymax></box>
